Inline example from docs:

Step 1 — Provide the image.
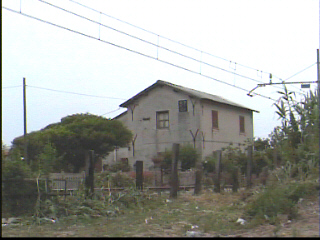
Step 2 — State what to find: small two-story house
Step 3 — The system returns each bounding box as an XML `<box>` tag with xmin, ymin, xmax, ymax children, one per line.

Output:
<box><xmin>104</xmin><ymin>80</ymin><xmax>258</xmax><ymax>170</ymax></box>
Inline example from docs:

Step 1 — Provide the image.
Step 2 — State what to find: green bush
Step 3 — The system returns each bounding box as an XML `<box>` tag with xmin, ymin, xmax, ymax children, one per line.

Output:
<box><xmin>180</xmin><ymin>144</ymin><xmax>199</xmax><ymax>171</ymax></box>
<box><xmin>221</xmin><ymin>145</ymin><xmax>247</xmax><ymax>174</ymax></box>
<box><xmin>245</xmin><ymin>184</ymin><xmax>297</xmax><ymax>220</ymax></box>
<box><xmin>286</xmin><ymin>181</ymin><xmax>318</xmax><ymax>203</ymax></box>
<box><xmin>160</xmin><ymin>150</ymin><xmax>173</xmax><ymax>170</ymax></box>
<box><xmin>245</xmin><ymin>181</ymin><xmax>318</xmax><ymax>221</ymax></box>
<box><xmin>108</xmin><ymin>162</ymin><xmax>131</xmax><ymax>172</ymax></box>
<box><xmin>95</xmin><ymin>171</ymin><xmax>135</xmax><ymax>188</ymax></box>
<box><xmin>202</xmin><ymin>156</ymin><xmax>215</xmax><ymax>173</ymax></box>
<box><xmin>2</xmin><ymin>159</ymin><xmax>37</xmax><ymax>217</ymax></box>
<box><xmin>110</xmin><ymin>172</ymin><xmax>135</xmax><ymax>188</ymax></box>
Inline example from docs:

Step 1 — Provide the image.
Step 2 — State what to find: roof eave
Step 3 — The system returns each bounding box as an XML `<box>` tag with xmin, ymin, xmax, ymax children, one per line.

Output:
<box><xmin>200</xmin><ymin>97</ymin><xmax>259</xmax><ymax>113</ymax></box>
<box><xmin>119</xmin><ymin>81</ymin><xmax>163</xmax><ymax>107</ymax></box>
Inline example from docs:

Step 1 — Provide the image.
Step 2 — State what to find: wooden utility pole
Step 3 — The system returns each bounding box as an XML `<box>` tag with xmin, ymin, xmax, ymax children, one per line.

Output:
<box><xmin>136</xmin><ymin>160</ymin><xmax>143</xmax><ymax>190</ymax></box>
<box><xmin>194</xmin><ymin>162</ymin><xmax>202</xmax><ymax>195</ymax></box>
<box><xmin>232</xmin><ymin>167</ymin><xmax>239</xmax><ymax>193</ymax></box>
<box><xmin>213</xmin><ymin>150</ymin><xmax>221</xmax><ymax>193</ymax></box>
<box><xmin>23</xmin><ymin>78</ymin><xmax>28</xmax><ymax>164</ymax></box>
<box><xmin>246</xmin><ymin>145</ymin><xmax>253</xmax><ymax>189</ymax></box>
<box><xmin>170</xmin><ymin>143</ymin><xmax>179</xmax><ymax>198</ymax></box>
<box><xmin>85</xmin><ymin>150</ymin><xmax>95</xmax><ymax>197</ymax></box>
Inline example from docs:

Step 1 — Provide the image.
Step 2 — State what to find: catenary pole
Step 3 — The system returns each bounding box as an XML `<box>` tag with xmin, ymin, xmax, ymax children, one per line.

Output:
<box><xmin>23</xmin><ymin>77</ymin><xmax>28</xmax><ymax>164</ymax></box>
<box><xmin>317</xmin><ymin>49</ymin><xmax>320</xmax><ymax>179</ymax></box>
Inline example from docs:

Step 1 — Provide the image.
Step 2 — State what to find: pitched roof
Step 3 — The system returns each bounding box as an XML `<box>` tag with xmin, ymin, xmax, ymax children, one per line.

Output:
<box><xmin>119</xmin><ymin>80</ymin><xmax>258</xmax><ymax>112</ymax></box>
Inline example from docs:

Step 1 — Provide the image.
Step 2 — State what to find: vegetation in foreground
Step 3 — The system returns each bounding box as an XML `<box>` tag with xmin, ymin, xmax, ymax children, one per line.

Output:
<box><xmin>2</xmin><ymin>170</ymin><xmax>319</xmax><ymax>237</ymax></box>
<box><xmin>2</xmin><ymin>87</ymin><xmax>319</xmax><ymax>237</ymax></box>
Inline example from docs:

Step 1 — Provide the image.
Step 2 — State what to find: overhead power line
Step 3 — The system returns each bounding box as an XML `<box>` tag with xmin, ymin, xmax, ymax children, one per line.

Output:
<box><xmin>283</xmin><ymin>63</ymin><xmax>317</xmax><ymax>81</ymax></box>
<box><xmin>38</xmin><ymin>0</ymin><xmax>267</xmax><ymax>85</ymax></box>
<box><xmin>38</xmin><ymin>0</ymin><xmax>312</xmax><ymax>96</ymax></box>
<box><xmin>68</xmin><ymin>0</ymin><xmax>282</xmax><ymax>78</ymax></box>
<box><xmin>2</xmin><ymin>85</ymin><xmax>22</xmax><ymax>89</ymax></box>
<box><xmin>27</xmin><ymin>85</ymin><xmax>127</xmax><ymax>100</ymax></box>
<box><xmin>2</xmin><ymin>6</ymin><xmax>276</xmax><ymax>101</ymax></box>
<box><xmin>100</xmin><ymin>107</ymin><xmax>123</xmax><ymax>116</ymax></box>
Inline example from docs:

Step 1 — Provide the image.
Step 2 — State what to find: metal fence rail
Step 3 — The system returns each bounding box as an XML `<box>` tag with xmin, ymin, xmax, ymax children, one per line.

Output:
<box><xmin>48</xmin><ymin>171</ymin><xmax>86</xmax><ymax>191</ymax></box>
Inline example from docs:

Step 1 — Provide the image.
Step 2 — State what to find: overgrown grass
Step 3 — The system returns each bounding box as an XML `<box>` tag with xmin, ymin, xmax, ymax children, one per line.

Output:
<box><xmin>2</xmin><ymin>190</ymin><xmax>247</xmax><ymax>237</ymax></box>
<box><xmin>2</xmin><ymin>180</ymin><xmax>319</xmax><ymax>237</ymax></box>
<box><xmin>2</xmin><ymin>160</ymin><xmax>319</xmax><ymax>237</ymax></box>
<box><xmin>245</xmin><ymin>180</ymin><xmax>318</xmax><ymax>224</ymax></box>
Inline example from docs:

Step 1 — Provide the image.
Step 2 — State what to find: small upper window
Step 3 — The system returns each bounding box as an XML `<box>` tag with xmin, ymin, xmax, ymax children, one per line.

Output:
<box><xmin>178</xmin><ymin>100</ymin><xmax>188</xmax><ymax>112</ymax></box>
<box><xmin>212</xmin><ymin>110</ymin><xmax>219</xmax><ymax>129</ymax></box>
<box><xmin>156</xmin><ymin>111</ymin><xmax>169</xmax><ymax>129</ymax></box>
<box><xmin>239</xmin><ymin>115</ymin><xmax>245</xmax><ymax>133</ymax></box>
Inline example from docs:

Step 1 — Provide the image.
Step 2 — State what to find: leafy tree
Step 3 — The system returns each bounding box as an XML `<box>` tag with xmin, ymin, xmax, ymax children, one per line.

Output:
<box><xmin>274</xmin><ymin>86</ymin><xmax>301</xmax><ymax>148</ymax></box>
<box><xmin>160</xmin><ymin>150</ymin><xmax>173</xmax><ymax>171</ymax></box>
<box><xmin>2</xmin><ymin>156</ymin><xmax>36</xmax><ymax>217</ymax></box>
<box><xmin>34</xmin><ymin>142</ymin><xmax>63</xmax><ymax>175</ymax></box>
<box><xmin>266</xmin><ymin>87</ymin><xmax>319</xmax><ymax>181</ymax></box>
<box><xmin>272</xmin><ymin>87</ymin><xmax>318</xmax><ymax>166</ymax></box>
<box><xmin>11</xmin><ymin>113</ymin><xmax>133</xmax><ymax>173</ymax></box>
<box><xmin>202</xmin><ymin>155</ymin><xmax>216</xmax><ymax>173</ymax></box>
<box><xmin>180</xmin><ymin>144</ymin><xmax>199</xmax><ymax>171</ymax></box>
<box><xmin>153</xmin><ymin>145</ymin><xmax>199</xmax><ymax>171</ymax></box>
<box><xmin>221</xmin><ymin>145</ymin><xmax>247</xmax><ymax>174</ymax></box>
<box><xmin>2</xmin><ymin>142</ymin><xmax>7</xmax><ymax>160</ymax></box>
<box><xmin>254</xmin><ymin>137</ymin><xmax>270</xmax><ymax>151</ymax></box>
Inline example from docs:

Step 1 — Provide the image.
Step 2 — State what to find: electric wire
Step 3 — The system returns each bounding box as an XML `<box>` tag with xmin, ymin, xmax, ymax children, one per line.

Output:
<box><xmin>37</xmin><ymin>0</ymin><xmax>267</xmax><ymax>85</ymax></box>
<box><xmin>100</xmin><ymin>107</ymin><xmax>123</xmax><ymax>116</ymax></box>
<box><xmin>283</xmin><ymin>63</ymin><xmax>317</xmax><ymax>81</ymax></box>
<box><xmin>40</xmin><ymin>0</ymin><xmax>308</xmax><ymax>95</ymax></box>
<box><xmin>281</xmin><ymin>63</ymin><xmax>317</xmax><ymax>92</ymax></box>
<box><xmin>2</xmin><ymin>6</ymin><xmax>276</xmax><ymax>101</ymax></box>
<box><xmin>27</xmin><ymin>85</ymin><xmax>127</xmax><ymax>100</ymax></box>
<box><xmin>2</xmin><ymin>85</ymin><xmax>22</xmax><ymax>89</ymax></box>
<box><xmin>68</xmin><ymin>0</ymin><xmax>283</xmax><ymax>79</ymax></box>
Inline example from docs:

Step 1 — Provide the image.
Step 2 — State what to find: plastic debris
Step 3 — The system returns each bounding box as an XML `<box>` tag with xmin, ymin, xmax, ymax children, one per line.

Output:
<box><xmin>145</xmin><ymin>216</ymin><xmax>153</xmax><ymax>224</ymax></box>
<box><xmin>191</xmin><ymin>225</ymin><xmax>199</xmax><ymax>229</ymax></box>
<box><xmin>236</xmin><ymin>218</ymin><xmax>246</xmax><ymax>225</ymax></box>
<box><xmin>186</xmin><ymin>230</ymin><xmax>203</xmax><ymax>237</ymax></box>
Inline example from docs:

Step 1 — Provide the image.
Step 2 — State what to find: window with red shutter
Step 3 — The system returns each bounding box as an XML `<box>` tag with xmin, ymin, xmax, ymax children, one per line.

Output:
<box><xmin>239</xmin><ymin>115</ymin><xmax>245</xmax><ymax>133</ymax></box>
<box><xmin>212</xmin><ymin>110</ymin><xmax>219</xmax><ymax>129</ymax></box>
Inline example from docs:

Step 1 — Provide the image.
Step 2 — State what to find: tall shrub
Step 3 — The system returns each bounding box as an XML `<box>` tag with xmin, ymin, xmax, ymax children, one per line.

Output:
<box><xmin>180</xmin><ymin>144</ymin><xmax>199</xmax><ymax>171</ymax></box>
<box><xmin>2</xmin><ymin>159</ymin><xmax>37</xmax><ymax>217</ymax></box>
<box><xmin>271</xmin><ymin>87</ymin><xmax>319</xmax><ymax>175</ymax></box>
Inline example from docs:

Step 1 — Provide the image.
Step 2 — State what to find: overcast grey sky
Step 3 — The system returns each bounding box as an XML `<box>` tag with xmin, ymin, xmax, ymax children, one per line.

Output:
<box><xmin>2</xmin><ymin>0</ymin><xmax>319</xmax><ymax>147</ymax></box>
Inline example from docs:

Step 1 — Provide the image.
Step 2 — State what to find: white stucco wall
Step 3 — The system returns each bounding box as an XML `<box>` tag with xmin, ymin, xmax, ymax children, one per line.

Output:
<box><xmin>200</xmin><ymin>100</ymin><xmax>254</xmax><ymax>158</ymax></box>
<box><xmin>104</xmin><ymin>85</ymin><xmax>255</xmax><ymax>170</ymax></box>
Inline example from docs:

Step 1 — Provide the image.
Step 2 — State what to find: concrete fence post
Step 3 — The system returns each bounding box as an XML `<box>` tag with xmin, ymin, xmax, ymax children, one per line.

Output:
<box><xmin>136</xmin><ymin>160</ymin><xmax>143</xmax><ymax>190</ymax></box>
<box><xmin>213</xmin><ymin>150</ymin><xmax>221</xmax><ymax>193</ymax></box>
<box><xmin>170</xmin><ymin>143</ymin><xmax>179</xmax><ymax>198</ymax></box>
<box><xmin>246</xmin><ymin>146</ymin><xmax>253</xmax><ymax>189</ymax></box>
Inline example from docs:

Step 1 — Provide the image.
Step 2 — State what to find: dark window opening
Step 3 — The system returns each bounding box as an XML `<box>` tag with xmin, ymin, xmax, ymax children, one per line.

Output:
<box><xmin>178</xmin><ymin>100</ymin><xmax>188</xmax><ymax>112</ymax></box>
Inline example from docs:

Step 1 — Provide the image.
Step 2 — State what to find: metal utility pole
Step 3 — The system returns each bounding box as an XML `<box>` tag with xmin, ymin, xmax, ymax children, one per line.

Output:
<box><xmin>23</xmin><ymin>78</ymin><xmax>28</xmax><ymax>164</ymax></box>
<box><xmin>317</xmin><ymin>49</ymin><xmax>320</xmax><ymax>170</ymax></box>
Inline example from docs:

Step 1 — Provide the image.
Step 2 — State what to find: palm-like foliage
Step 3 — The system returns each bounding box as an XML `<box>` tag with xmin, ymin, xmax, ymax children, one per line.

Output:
<box><xmin>271</xmin><ymin>86</ymin><xmax>318</xmax><ymax>167</ymax></box>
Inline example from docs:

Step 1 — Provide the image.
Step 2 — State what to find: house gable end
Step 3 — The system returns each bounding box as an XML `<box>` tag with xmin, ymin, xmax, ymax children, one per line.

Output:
<box><xmin>119</xmin><ymin>80</ymin><xmax>258</xmax><ymax>113</ymax></box>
